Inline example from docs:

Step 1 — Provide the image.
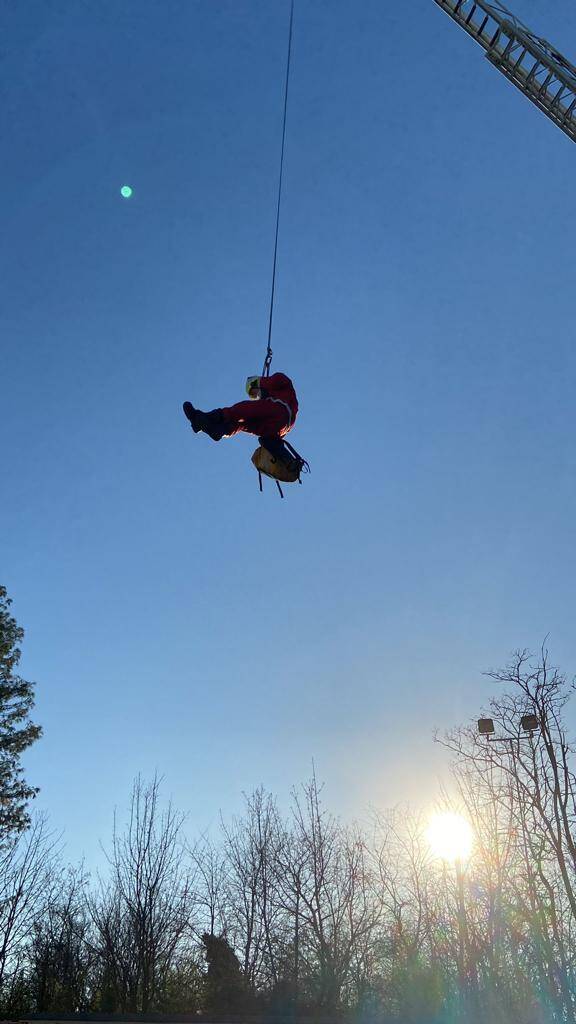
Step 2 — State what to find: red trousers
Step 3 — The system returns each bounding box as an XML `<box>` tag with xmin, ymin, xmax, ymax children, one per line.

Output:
<box><xmin>222</xmin><ymin>399</ymin><xmax>292</xmax><ymax>438</ymax></box>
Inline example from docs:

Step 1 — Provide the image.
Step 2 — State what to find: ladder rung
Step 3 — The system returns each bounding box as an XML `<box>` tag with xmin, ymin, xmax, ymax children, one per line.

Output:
<box><xmin>537</xmin><ymin>71</ymin><xmax>555</xmax><ymax>98</ymax></box>
<box><xmin>549</xmin><ymin>85</ymin><xmax>566</xmax><ymax>112</ymax></box>
<box><xmin>511</xmin><ymin>48</ymin><xmax>528</xmax><ymax>72</ymax></box>
<box><xmin>525</xmin><ymin>60</ymin><xmax>541</xmax><ymax>86</ymax></box>
<box><xmin>465</xmin><ymin>5</ymin><xmax>477</xmax><ymax>27</ymax></box>
<box><xmin>561</xmin><ymin>96</ymin><xmax>576</xmax><ymax>123</ymax></box>
<box><xmin>489</xmin><ymin>28</ymin><xmax>502</xmax><ymax>49</ymax></box>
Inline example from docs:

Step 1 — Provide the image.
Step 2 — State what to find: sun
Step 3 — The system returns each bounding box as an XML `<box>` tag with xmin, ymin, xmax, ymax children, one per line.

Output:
<box><xmin>426</xmin><ymin>812</ymin><xmax>474</xmax><ymax>863</ymax></box>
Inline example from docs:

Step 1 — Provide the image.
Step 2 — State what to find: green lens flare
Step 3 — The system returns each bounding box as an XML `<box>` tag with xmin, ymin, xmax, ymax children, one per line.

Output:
<box><xmin>120</xmin><ymin>185</ymin><xmax>133</xmax><ymax>198</ymax></box>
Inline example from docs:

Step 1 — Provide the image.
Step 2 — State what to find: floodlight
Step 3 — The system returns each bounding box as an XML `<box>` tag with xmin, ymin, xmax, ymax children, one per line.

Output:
<box><xmin>520</xmin><ymin>714</ymin><xmax>539</xmax><ymax>733</ymax></box>
<box><xmin>478</xmin><ymin>718</ymin><xmax>495</xmax><ymax>735</ymax></box>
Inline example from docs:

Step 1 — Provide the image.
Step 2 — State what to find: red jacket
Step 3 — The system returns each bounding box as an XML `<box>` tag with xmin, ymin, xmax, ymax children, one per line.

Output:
<box><xmin>259</xmin><ymin>372</ymin><xmax>298</xmax><ymax>426</ymax></box>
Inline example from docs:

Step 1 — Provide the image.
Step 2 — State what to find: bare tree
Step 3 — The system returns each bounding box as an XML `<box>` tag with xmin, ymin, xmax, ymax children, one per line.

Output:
<box><xmin>278</xmin><ymin>772</ymin><xmax>380</xmax><ymax>1012</ymax></box>
<box><xmin>90</xmin><ymin>775</ymin><xmax>195</xmax><ymax>1012</ymax></box>
<box><xmin>30</xmin><ymin>864</ymin><xmax>93</xmax><ymax>1011</ymax></box>
<box><xmin>220</xmin><ymin>787</ymin><xmax>283</xmax><ymax>992</ymax></box>
<box><xmin>189</xmin><ymin>834</ymin><xmax>228</xmax><ymax>938</ymax></box>
<box><xmin>0</xmin><ymin>815</ymin><xmax>59</xmax><ymax>1010</ymax></box>
<box><xmin>438</xmin><ymin>647</ymin><xmax>576</xmax><ymax>1022</ymax></box>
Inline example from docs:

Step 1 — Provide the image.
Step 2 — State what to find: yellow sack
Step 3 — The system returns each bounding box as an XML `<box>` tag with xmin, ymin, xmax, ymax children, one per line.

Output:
<box><xmin>251</xmin><ymin>445</ymin><xmax>302</xmax><ymax>484</ymax></box>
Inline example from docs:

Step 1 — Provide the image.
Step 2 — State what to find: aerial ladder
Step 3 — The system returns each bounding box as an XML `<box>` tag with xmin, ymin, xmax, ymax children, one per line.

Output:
<box><xmin>432</xmin><ymin>0</ymin><xmax>576</xmax><ymax>144</ymax></box>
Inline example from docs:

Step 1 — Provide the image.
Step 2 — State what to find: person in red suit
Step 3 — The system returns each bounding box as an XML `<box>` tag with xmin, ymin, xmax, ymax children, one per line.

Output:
<box><xmin>183</xmin><ymin>372</ymin><xmax>298</xmax><ymax>442</ymax></box>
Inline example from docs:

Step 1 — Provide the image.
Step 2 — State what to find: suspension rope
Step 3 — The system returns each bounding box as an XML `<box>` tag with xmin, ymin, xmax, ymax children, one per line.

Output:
<box><xmin>262</xmin><ymin>0</ymin><xmax>295</xmax><ymax>378</ymax></box>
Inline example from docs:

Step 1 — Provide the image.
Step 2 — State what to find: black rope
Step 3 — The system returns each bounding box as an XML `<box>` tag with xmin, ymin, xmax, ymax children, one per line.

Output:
<box><xmin>263</xmin><ymin>0</ymin><xmax>295</xmax><ymax>378</ymax></box>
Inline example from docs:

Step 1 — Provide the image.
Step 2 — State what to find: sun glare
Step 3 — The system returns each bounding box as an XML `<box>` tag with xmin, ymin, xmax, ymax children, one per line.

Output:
<box><xmin>426</xmin><ymin>812</ymin><xmax>474</xmax><ymax>863</ymax></box>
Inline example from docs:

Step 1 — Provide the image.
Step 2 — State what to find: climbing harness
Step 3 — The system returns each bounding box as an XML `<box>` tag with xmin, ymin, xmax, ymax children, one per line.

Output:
<box><xmin>252</xmin><ymin>437</ymin><xmax>310</xmax><ymax>499</ymax></box>
<box><xmin>262</xmin><ymin>0</ymin><xmax>295</xmax><ymax>379</ymax></box>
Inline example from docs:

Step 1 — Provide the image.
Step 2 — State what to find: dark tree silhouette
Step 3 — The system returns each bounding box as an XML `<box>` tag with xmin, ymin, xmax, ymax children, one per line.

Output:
<box><xmin>30</xmin><ymin>867</ymin><xmax>93</xmax><ymax>1012</ymax></box>
<box><xmin>0</xmin><ymin>586</ymin><xmax>41</xmax><ymax>835</ymax></box>
<box><xmin>202</xmin><ymin>933</ymin><xmax>247</xmax><ymax>1015</ymax></box>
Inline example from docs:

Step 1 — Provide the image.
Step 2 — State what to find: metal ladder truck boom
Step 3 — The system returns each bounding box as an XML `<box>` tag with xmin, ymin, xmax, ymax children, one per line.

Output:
<box><xmin>433</xmin><ymin>0</ymin><xmax>576</xmax><ymax>143</ymax></box>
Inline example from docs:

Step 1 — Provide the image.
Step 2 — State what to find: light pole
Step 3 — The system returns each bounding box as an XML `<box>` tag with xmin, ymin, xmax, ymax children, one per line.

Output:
<box><xmin>476</xmin><ymin>711</ymin><xmax>541</xmax><ymax>1015</ymax></box>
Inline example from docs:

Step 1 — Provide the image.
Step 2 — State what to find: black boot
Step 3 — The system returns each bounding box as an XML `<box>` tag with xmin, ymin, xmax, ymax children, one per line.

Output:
<box><xmin>183</xmin><ymin>401</ymin><xmax>201</xmax><ymax>432</ymax></box>
<box><xmin>184</xmin><ymin>404</ymin><xmax>227</xmax><ymax>441</ymax></box>
<box><xmin>198</xmin><ymin>409</ymin><xmax>227</xmax><ymax>441</ymax></box>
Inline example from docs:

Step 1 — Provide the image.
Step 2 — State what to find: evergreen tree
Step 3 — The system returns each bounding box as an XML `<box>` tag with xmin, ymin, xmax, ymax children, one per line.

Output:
<box><xmin>202</xmin><ymin>933</ymin><xmax>247</xmax><ymax>1015</ymax></box>
<box><xmin>0</xmin><ymin>586</ymin><xmax>41</xmax><ymax>834</ymax></box>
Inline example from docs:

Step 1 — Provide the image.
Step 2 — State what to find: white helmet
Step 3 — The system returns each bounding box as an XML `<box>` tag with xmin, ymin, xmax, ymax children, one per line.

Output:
<box><xmin>246</xmin><ymin>375</ymin><xmax>261</xmax><ymax>400</ymax></box>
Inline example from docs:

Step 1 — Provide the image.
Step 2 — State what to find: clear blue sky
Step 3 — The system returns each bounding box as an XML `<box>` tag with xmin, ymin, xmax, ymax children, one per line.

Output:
<box><xmin>3</xmin><ymin>0</ymin><xmax>576</xmax><ymax>865</ymax></box>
